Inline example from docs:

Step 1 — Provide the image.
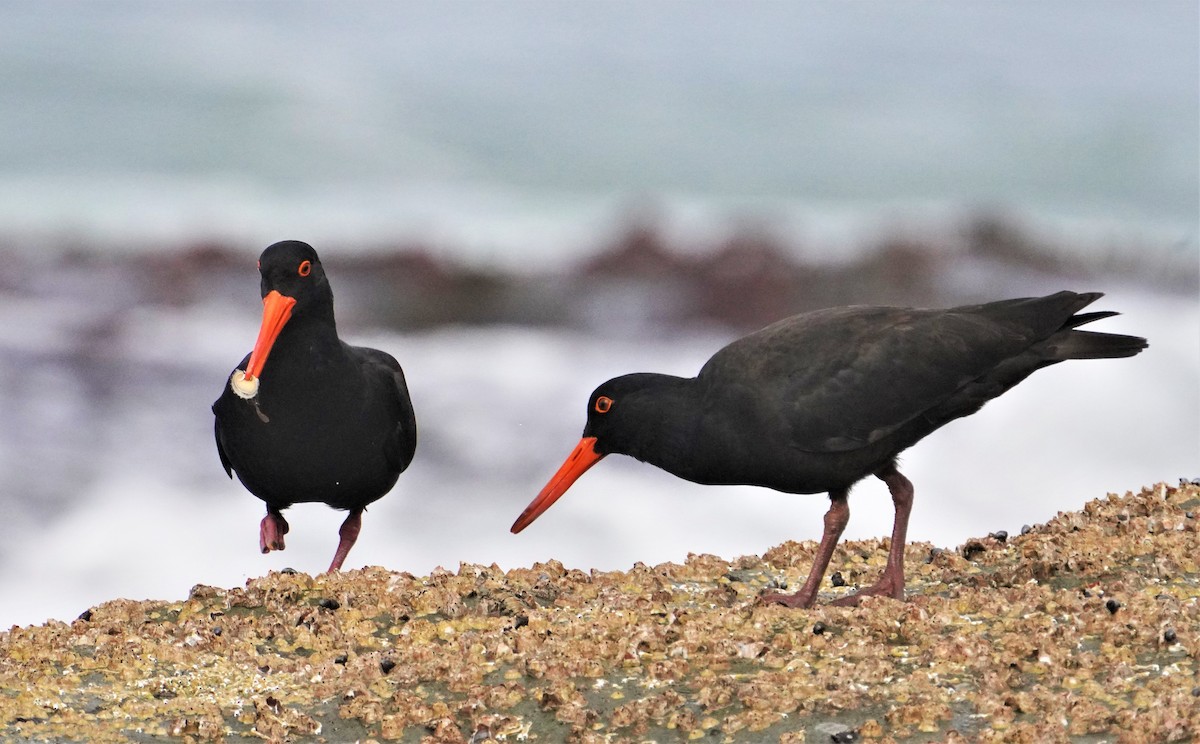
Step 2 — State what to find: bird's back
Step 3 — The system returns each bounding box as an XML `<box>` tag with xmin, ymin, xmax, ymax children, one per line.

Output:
<box><xmin>699</xmin><ymin>291</ymin><xmax>1146</xmax><ymax>460</ymax></box>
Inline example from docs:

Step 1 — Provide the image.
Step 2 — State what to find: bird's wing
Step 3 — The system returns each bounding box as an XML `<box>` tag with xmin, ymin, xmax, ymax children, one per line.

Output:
<box><xmin>213</xmin><ymin>416</ymin><xmax>234</xmax><ymax>478</ymax></box>
<box><xmin>211</xmin><ymin>353</ymin><xmax>252</xmax><ymax>478</ymax></box>
<box><xmin>353</xmin><ymin>346</ymin><xmax>418</xmax><ymax>473</ymax></box>
<box><xmin>700</xmin><ymin>305</ymin><xmax>1044</xmax><ymax>453</ymax></box>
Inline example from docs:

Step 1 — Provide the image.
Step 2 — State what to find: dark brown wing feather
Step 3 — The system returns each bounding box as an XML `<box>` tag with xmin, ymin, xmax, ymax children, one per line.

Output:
<box><xmin>699</xmin><ymin>291</ymin><xmax>1144</xmax><ymax>454</ymax></box>
<box><xmin>351</xmin><ymin>345</ymin><xmax>417</xmax><ymax>474</ymax></box>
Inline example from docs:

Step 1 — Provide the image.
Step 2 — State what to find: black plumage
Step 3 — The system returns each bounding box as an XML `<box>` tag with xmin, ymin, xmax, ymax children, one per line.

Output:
<box><xmin>213</xmin><ymin>240</ymin><xmax>416</xmax><ymax>572</ymax></box>
<box><xmin>512</xmin><ymin>291</ymin><xmax>1146</xmax><ymax>607</ymax></box>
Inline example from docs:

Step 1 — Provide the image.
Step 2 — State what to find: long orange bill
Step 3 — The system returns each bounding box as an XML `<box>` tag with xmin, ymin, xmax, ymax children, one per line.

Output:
<box><xmin>243</xmin><ymin>290</ymin><xmax>297</xmax><ymax>381</ymax></box>
<box><xmin>511</xmin><ymin>437</ymin><xmax>604</xmax><ymax>533</ymax></box>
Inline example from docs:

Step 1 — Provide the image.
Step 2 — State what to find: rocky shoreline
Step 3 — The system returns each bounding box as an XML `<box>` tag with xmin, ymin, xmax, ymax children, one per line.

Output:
<box><xmin>2</xmin><ymin>481</ymin><xmax>1197</xmax><ymax>743</ymax></box>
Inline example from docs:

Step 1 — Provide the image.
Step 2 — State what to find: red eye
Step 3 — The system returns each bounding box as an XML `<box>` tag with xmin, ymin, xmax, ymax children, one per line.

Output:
<box><xmin>298</xmin><ymin>260</ymin><xmax>312</xmax><ymax>277</ymax></box>
<box><xmin>594</xmin><ymin>396</ymin><xmax>613</xmax><ymax>414</ymax></box>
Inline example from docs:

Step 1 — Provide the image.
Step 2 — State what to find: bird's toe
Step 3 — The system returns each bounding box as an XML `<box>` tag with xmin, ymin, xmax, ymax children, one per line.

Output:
<box><xmin>259</xmin><ymin>512</ymin><xmax>289</xmax><ymax>553</ymax></box>
<box><xmin>829</xmin><ymin>578</ymin><xmax>906</xmax><ymax>607</ymax></box>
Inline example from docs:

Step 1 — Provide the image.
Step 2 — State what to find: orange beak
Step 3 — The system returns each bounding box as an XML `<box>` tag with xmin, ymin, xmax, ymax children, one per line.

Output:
<box><xmin>243</xmin><ymin>290</ymin><xmax>297</xmax><ymax>382</ymax></box>
<box><xmin>511</xmin><ymin>437</ymin><xmax>604</xmax><ymax>533</ymax></box>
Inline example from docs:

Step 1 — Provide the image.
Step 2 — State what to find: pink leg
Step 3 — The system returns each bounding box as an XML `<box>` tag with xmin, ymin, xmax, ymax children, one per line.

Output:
<box><xmin>327</xmin><ymin>508</ymin><xmax>364</xmax><ymax>572</ymax></box>
<box><xmin>761</xmin><ymin>491</ymin><xmax>849</xmax><ymax>608</ymax></box>
<box><xmin>259</xmin><ymin>509</ymin><xmax>289</xmax><ymax>554</ymax></box>
<box><xmin>830</xmin><ymin>463</ymin><xmax>914</xmax><ymax>606</ymax></box>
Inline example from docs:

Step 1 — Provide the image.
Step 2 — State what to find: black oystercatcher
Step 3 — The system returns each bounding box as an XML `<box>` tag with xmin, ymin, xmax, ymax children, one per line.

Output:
<box><xmin>511</xmin><ymin>292</ymin><xmax>1146</xmax><ymax>607</ymax></box>
<box><xmin>213</xmin><ymin>240</ymin><xmax>416</xmax><ymax>572</ymax></box>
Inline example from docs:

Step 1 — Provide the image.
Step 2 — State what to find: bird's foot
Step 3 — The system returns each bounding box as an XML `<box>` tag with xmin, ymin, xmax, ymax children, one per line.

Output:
<box><xmin>759</xmin><ymin>589</ymin><xmax>817</xmax><ymax>609</ymax></box>
<box><xmin>259</xmin><ymin>512</ymin><xmax>289</xmax><ymax>554</ymax></box>
<box><xmin>829</xmin><ymin>573</ymin><xmax>905</xmax><ymax>607</ymax></box>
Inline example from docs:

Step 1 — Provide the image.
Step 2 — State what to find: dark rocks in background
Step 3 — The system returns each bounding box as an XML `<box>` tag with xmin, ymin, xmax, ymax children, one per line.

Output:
<box><xmin>963</xmin><ymin>214</ymin><xmax>1070</xmax><ymax>276</ymax></box>
<box><xmin>336</xmin><ymin>250</ymin><xmax>524</xmax><ymax>329</ymax></box>
<box><xmin>1</xmin><ymin>212</ymin><xmax>1194</xmax><ymax>337</ymax></box>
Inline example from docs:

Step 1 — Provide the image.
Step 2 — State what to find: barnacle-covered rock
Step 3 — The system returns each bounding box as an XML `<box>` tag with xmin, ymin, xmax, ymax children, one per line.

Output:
<box><xmin>0</xmin><ymin>483</ymin><xmax>1197</xmax><ymax>742</ymax></box>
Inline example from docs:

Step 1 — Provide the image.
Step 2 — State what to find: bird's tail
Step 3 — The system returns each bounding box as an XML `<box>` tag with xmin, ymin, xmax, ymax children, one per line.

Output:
<box><xmin>1056</xmin><ymin>329</ymin><xmax>1148</xmax><ymax>360</ymax></box>
<box><xmin>1055</xmin><ymin>299</ymin><xmax>1148</xmax><ymax>360</ymax></box>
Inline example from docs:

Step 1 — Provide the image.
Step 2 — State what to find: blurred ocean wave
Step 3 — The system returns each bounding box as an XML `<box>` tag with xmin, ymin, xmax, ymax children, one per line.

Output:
<box><xmin>0</xmin><ymin>1</ymin><xmax>1195</xmax><ymax>263</ymax></box>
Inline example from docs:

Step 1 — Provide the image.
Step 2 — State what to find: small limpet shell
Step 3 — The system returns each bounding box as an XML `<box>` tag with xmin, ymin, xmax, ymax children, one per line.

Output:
<box><xmin>230</xmin><ymin>370</ymin><xmax>259</xmax><ymax>399</ymax></box>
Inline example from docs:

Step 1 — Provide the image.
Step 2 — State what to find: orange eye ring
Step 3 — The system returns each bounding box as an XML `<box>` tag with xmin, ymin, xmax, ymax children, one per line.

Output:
<box><xmin>298</xmin><ymin>260</ymin><xmax>312</xmax><ymax>277</ymax></box>
<box><xmin>594</xmin><ymin>396</ymin><xmax>613</xmax><ymax>414</ymax></box>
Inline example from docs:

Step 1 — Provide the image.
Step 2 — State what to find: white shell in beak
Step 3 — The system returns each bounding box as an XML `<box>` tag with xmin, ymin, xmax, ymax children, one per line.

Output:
<box><xmin>230</xmin><ymin>370</ymin><xmax>259</xmax><ymax>400</ymax></box>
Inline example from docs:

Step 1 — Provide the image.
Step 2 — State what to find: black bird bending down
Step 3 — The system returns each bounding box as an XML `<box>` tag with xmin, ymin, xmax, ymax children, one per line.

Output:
<box><xmin>213</xmin><ymin>241</ymin><xmax>416</xmax><ymax>572</ymax></box>
<box><xmin>511</xmin><ymin>291</ymin><xmax>1146</xmax><ymax>608</ymax></box>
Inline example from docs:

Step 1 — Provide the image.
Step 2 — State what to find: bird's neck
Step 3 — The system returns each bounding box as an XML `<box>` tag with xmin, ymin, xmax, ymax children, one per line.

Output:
<box><xmin>299</xmin><ymin>294</ymin><xmax>338</xmax><ymax>333</ymax></box>
<box><xmin>264</xmin><ymin>304</ymin><xmax>344</xmax><ymax>377</ymax></box>
<box><xmin>610</xmin><ymin>376</ymin><xmax>710</xmax><ymax>480</ymax></box>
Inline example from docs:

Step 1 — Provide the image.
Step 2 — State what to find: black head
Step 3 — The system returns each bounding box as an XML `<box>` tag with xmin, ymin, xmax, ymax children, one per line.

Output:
<box><xmin>581</xmin><ymin>373</ymin><xmax>689</xmax><ymax>456</ymax></box>
<box><xmin>510</xmin><ymin>371</ymin><xmax>695</xmax><ymax>534</ymax></box>
<box><xmin>233</xmin><ymin>240</ymin><xmax>336</xmax><ymax>386</ymax></box>
<box><xmin>257</xmin><ymin>240</ymin><xmax>332</xmax><ymax>313</ymax></box>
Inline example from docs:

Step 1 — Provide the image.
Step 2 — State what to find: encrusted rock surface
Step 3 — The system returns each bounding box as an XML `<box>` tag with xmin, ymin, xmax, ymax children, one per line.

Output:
<box><xmin>2</xmin><ymin>482</ymin><xmax>1197</xmax><ymax>743</ymax></box>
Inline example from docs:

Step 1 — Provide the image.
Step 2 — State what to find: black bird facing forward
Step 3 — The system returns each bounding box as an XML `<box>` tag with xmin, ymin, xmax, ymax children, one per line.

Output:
<box><xmin>213</xmin><ymin>240</ymin><xmax>416</xmax><ymax>572</ymax></box>
<box><xmin>511</xmin><ymin>291</ymin><xmax>1146</xmax><ymax>608</ymax></box>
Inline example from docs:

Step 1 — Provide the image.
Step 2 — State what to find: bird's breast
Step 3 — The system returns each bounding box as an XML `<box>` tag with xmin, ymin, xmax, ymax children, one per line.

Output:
<box><xmin>218</xmin><ymin>363</ymin><xmax>399</xmax><ymax>505</ymax></box>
